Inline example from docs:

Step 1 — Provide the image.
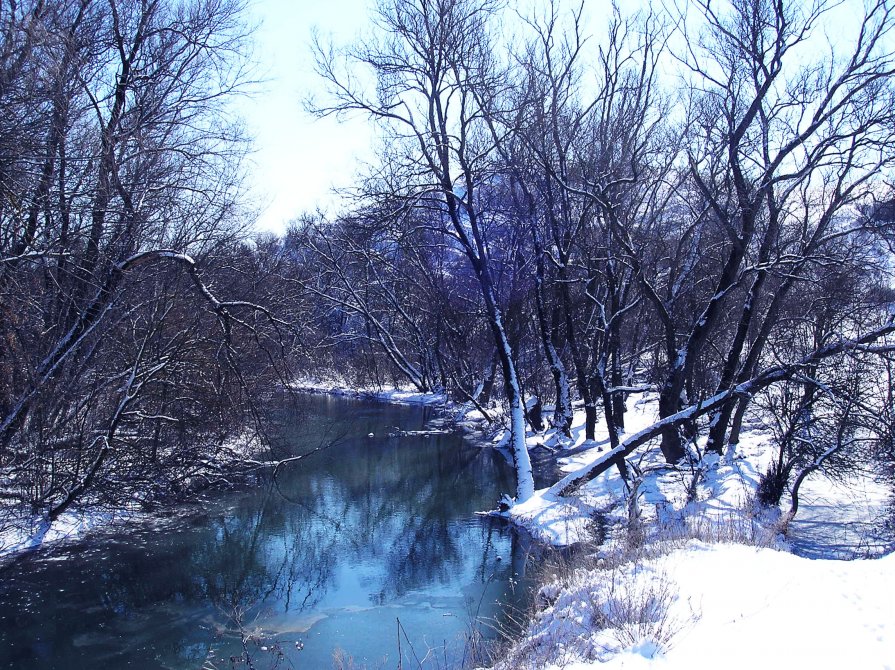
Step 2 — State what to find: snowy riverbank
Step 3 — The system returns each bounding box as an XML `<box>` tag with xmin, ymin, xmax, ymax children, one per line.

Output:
<box><xmin>478</xmin><ymin>390</ymin><xmax>894</xmax><ymax>669</ymax></box>
<box><xmin>290</xmin><ymin>380</ymin><xmax>891</xmax><ymax>558</ymax></box>
<box><xmin>0</xmin><ymin>383</ymin><xmax>454</xmax><ymax>564</ymax></box>
<box><xmin>5</xmin><ymin>380</ymin><xmax>892</xmax><ymax>670</ymax></box>
<box><xmin>298</xmin><ymin>380</ymin><xmax>893</xmax><ymax>669</ymax></box>
<box><xmin>0</xmin><ymin>431</ymin><xmax>265</xmax><ymax>563</ymax></box>
<box><xmin>491</xmin><ymin>540</ymin><xmax>895</xmax><ymax>669</ymax></box>
<box><xmin>305</xmin><ymin>385</ymin><xmax>892</xmax><ymax>669</ymax></box>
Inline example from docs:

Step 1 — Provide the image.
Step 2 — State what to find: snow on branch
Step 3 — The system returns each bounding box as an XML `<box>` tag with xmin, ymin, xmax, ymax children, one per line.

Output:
<box><xmin>552</xmin><ymin>321</ymin><xmax>895</xmax><ymax>497</ymax></box>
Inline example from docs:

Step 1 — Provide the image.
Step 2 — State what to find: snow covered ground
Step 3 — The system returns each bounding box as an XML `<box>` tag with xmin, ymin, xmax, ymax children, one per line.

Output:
<box><xmin>487</xmin><ymin>392</ymin><xmax>894</xmax><ymax>670</ymax></box>
<box><xmin>493</xmin><ymin>541</ymin><xmax>895</xmax><ymax>670</ymax></box>
<box><xmin>786</xmin><ymin>472</ymin><xmax>893</xmax><ymax>559</ymax></box>
<box><xmin>502</xmin><ymin>392</ymin><xmax>891</xmax><ymax>553</ymax></box>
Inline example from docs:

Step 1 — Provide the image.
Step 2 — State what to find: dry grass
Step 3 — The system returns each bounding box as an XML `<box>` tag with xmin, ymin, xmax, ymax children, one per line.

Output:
<box><xmin>487</xmin><ymin>539</ymin><xmax>688</xmax><ymax>669</ymax></box>
<box><xmin>487</xmin><ymin>501</ymin><xmax>779</xmax><ymax>670</ymax></box>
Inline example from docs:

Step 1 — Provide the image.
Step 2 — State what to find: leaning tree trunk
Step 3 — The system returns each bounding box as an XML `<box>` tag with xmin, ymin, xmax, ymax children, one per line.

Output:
<box><xmin>704</xmin><ymin>274</ymin><xmax>766</xmax><ymax>453</ymax></box>
<box><xmin>487</xmin><ymin>302</ymin><xmax>535</xmax><ymax>502</ymax></box>
<box><xmin>706</xmin><ymin>200</ymin><xmax>782</xmax><ymax>453</ymax></box>
<box><xmin>457</xmin><ymin>228</ymin><xmax>535</xmax><ymax>503</ymax></box>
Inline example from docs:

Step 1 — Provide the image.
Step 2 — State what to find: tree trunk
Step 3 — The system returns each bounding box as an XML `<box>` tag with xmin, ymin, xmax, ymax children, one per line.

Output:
<box><xmin>533</xmin><ymin>236</ymin><xmax>572</xmax><ymax>436</ymax></box>
<box><xmin>467</xmin><ymin>251</ymin><xmax>534</xmax><ymax>502</ymax></box>
<box><xmin>583</xmin><ymin>403</ymin><xmax>598</xmax><ymax>442</ymax></box>
<box><xmin>610</xmin><ymin>348</ymin><xmax>626</xmax><ymax>431</ymax></box>
<box><xmin>658</xmin><ymin>387</ymin><xmax>686</xmax><ymax>462</ymax></box>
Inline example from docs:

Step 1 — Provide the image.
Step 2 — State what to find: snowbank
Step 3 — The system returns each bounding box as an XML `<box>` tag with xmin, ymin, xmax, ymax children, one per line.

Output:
<box><xmin>0</xmin><ymin>508</ymin><xmax>141</xmax><ymax>561</ymax></box>
<box><xmin>505</xmin><ymin>394</ymin><xmax>664</xmax><ymax>546</ymax></box>
<box><xmin>495</xmin><ymin>541</ymin><xmax>895</xmax><ymax>670</ymax></box>
<box><xmin>490</xmin><ymin>390</ymin><xmax>893</xmax><ymax>669</ymax></box>
<box><xmin>504</xmin><ymin>392</ymin><xmax>891</xmax><ymax>555</ymax></box>
<box><xmin>290</xmin><ymin>378</ymin><xmax>447</xmax><ymax>406</ymax></box>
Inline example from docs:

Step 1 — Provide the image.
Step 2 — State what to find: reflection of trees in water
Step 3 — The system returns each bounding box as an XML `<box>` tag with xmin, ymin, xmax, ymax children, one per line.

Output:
<box><xmin>191</xmin><ymin>403</ymin><xmax>517</xmax><ymax>668</ymax></box>
<box><xmin>0</xmin><ymin>531</ymin><xmax>233</xmax><ymax>667</ymax></box>
<box><xmin>191</xmin><ymin>486</ymin><xmax>339</xmax><ymax>618</ymax></box>
<box><xmin>272</xmin><ymin>428</ymin><xmax>518</xmax><ymax>602</ymax></box>
<box><xmin>187</xmin><ymin>486</ymin><xmax>341</xmax><ymax>670</ymax></box>
<box><xmin>0</xmin><ymin>398</ymin><xmax>531</xmax><ymax>670</ymax></box>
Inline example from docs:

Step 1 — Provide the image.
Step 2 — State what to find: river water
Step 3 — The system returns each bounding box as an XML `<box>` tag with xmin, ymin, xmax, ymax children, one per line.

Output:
<box><xmin>0</xmin><ymin>394</ymin><xmax>545</xmax><ymax>669</ymax></box>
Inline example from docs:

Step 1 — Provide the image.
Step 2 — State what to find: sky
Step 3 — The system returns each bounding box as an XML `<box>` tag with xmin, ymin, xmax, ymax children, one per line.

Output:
<box><xmin>237</xmin><ymin>0</ymin><xmax>612</xmax><ymax>234</ymax></box>
<box><xmin>236</xmin><ymin>0</ymin><xmax>866</xmax><ymax>235</ymax></box>
<box><xmin>239</xmin><ymin>0</ymin><xmax>375</xmax><ymax>233</ymax></box>
<box><xmin>236</xmin><ymin>0</ymin><xmax>642</xmax><ymax>234</ymax></box>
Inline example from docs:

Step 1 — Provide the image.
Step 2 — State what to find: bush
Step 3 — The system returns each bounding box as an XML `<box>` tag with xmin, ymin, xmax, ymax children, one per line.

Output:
<box><xmin>757</xmin><ymin>460</ymin><xmax>790</xmax><ymax>507</ymax></box>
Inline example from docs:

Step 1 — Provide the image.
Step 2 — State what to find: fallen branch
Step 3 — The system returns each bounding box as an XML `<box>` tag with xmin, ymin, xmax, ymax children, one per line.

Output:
<box><xmin>552</xmin><ymin>322</ymin><xmax>895</xmax><ymax>497</ymax></box>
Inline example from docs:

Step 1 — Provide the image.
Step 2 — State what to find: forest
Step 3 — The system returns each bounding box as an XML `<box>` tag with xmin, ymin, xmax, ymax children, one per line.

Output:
<box><xmin>4</xmin><ymin>0</ymin><xmax>894</xmax><ymax>519</ymax></box>
<box><xmin>1</xmin><ymin>0</ymin><xmax>895</xmax><ymax>667</ymax></box>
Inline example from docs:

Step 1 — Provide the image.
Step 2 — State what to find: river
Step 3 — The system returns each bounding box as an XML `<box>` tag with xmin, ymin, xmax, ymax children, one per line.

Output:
<box><xmin>0</xmin><ymin>394</ymin><xmax>548</xmax><ymax>669</ymax></box>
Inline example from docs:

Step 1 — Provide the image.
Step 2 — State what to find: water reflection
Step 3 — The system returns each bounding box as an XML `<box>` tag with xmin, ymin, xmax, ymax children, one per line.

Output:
<box><xmin>0</xmin><ymin>395</ymin><xmax>536</xmax><ymax>669</ymax></box>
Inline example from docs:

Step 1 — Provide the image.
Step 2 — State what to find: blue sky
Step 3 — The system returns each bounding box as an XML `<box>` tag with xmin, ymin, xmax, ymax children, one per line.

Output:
<box><xmin>237</xmin><ymin>0</ymin><xmax>866</xmax><ymax>234</ymax></box>
<box><xmin>240</xmin><ymin>0</ymin><xmax>375</xmax><ymax>233</ymax></box>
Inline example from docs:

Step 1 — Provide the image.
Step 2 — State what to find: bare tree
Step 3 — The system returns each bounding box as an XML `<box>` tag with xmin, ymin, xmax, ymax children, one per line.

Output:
<box><xmin>0</xmin><ymin>0</ymin><xmax>281</xmax><ymax>519</ymax></box>
<box><xmin>658</xmin><ymin>0</ymin><xmax>895</xmax><ymax>462</ymax></box>
<box><xmin>515</xmin><ymin>2</ymin><xmax>672</xmax><ymax>457</ymax></box>
<box><xmin>311</xmin><ymin>0</ymin><xmax>535</xmax><ymax>501</ymax></box>
<box><xmin>293</xmin><ymin>212</ymin><xmax>446</xmax><ymax>393</ymax></box>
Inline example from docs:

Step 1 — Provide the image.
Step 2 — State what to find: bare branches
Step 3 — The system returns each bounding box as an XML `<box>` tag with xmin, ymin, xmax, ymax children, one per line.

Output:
<box><xmin>0</xmin><ymin>0</ymin><xmax>277</xmax><ymax>519</ymax></box>
<box><xmin>553</xmin><ymin>319</ymin><xmax>895</xmax><ymax>497</ymax></box>
<box><xmin>310</xmin><ymin>0</ymin><xmax>538</xmax><ymax>500</ymax></box>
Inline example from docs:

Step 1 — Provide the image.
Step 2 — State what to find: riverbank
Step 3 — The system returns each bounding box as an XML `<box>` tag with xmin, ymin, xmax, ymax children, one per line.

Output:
<box><xmin>292</xmin><ymin>383</ymin><xmax>894</xmax><ymax>668</ymax></box>
<box><xmin>0</xmin><ymin>384</ymin><xmax>455</xmax><ymax>564</ymax></box>
<box><xmin>289</xmin><ymin>378</ymin><xmax>504</xmax><ymax>446</ymax></box>
<box><xmin>290</xmin><ymin>381</ymin><xmax>448</xmax><ymax>406</ymax></box>
<box><xmin>289</xmin><ymin>381</ymin><xmax>891</xmax><ymax>555</ymax></box>
<box><xmin>292</xmin><ymin>381</ymin><xmax>894</xmax><ymax>668</ymax></box>
<box><xmin>5</xmin><ymin>381</ymin><xmax>892</xmax><ymax>668</ymax></box>
<box><xmin>0</xmin><ymin>430</ymin><xmax>267</xmax><ymax>563</ymax></box>
<box><xmin>475</xmin><ymin>392</ymin><xmax>895</xmax><ymax>669</ymax></box>
<box><xmin>490</xmin><ymin>538</ymin><xmax>895</xmax><ymax>669</ymax></box>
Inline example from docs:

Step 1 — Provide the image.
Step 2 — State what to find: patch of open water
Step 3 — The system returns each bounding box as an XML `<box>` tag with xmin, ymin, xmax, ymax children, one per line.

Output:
<box><xmin>0</xmin><ymin>394</ymin><xmax>548</xmax><ymax>669</ymax></box>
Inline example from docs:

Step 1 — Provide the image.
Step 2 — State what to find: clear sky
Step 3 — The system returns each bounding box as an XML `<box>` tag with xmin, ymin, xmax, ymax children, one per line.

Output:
<box><xmin>237</xmin><ymin>0</ymin><xmax>866</xmax><ymax>235</ymax></box>
<box><xmin>240</xmin><ymin>0</ymin><xmax>375</xmax><ymax>233</ymax></box>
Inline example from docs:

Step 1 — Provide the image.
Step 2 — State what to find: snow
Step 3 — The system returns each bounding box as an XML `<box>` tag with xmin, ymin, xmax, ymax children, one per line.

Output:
<box><xmin>489</xmin><ymin>390</ymin><xmax>895</xmax><ymax>670</ymax></box>
<box><xmin>786</xmin><ymin>471</ymin><xmax>892</xmax><ymax>559</ymax></box>
<box><xmin>290</xmin><ymin>378</ymin><xmax>447</xmax><ymax>406</ymax></box>
<box><xmin>504</xmin><ymin>394</ymin><xmax>661</xmax><ymax>546</ymax></box>
<box><xmin>503</xmin><ymin>391</ymin><xmax>891</xmax><ymax>553</ymax></box>
<box><xmin>0</xmin><ymin>508</ymin><xmax>140</xmax><ymax>561</ymax></box>
<box><xmin>496</xmin><ymin>541</ymin><xmax>895</xmax><ymax>670</ymax></box>
<box><xmin>505</xmin><ymin>490</ymin><xmax>597</xmax><ymax>545</ymax></box>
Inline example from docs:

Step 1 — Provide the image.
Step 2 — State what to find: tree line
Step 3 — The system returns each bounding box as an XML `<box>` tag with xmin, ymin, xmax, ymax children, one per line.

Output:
<box><xmin>3</xmin><ymin>0</ymin><xmax>895</xmax><ymax>521</ymax></box>
<box><xmin>299</xmin><ymin>0</ymin><xmax>895</xmax><ymax>504</ymax></box>
<box><xmin>0</xmin><ymin>0</ymin><xmax>301</xmax><ymax>524</ymax></box>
